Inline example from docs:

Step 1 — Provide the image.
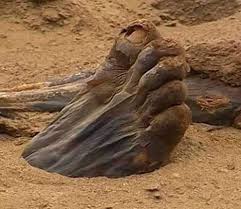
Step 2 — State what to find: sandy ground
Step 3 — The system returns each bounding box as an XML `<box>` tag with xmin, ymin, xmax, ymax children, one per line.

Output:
<box><xmin>0</xmin><ymin>0</ymin><xmax>241</xmax><ymax>208</ymax></box>
<box><xmin>1</xmin><ymin>126</ymin><xmax>241</xmax><ymax>209</ymax></box>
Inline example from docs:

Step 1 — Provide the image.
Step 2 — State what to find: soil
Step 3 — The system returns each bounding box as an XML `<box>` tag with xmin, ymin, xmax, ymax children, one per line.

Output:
<box><xmin>149</xmin><ymin>0</ymin><xmax>241</xmax><ymax>25</ymax></box>
<box><xmin>0</xmin><ymin>0</ymin><xmax>241</xmax><ymax>208</ymax></box>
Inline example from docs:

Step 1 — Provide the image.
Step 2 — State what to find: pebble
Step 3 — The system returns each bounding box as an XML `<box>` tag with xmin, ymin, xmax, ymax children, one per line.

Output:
<box><xmin>42</xmin><ymin>8</ymin><xmax>61</xmax><ymax>22</ymax></box>
<box><xmin>217</xmin><ymin>168</ymin><xmax>229</xmax><ymax>173</ymax></box>
<box><xmin>154</xmin><ymin>193</ymin><xmax>161</xmax><ymax>200</ymax></box>
<box><xmin>164</xmin><ymin>21</ymin><xmax>177</xmax><ymax>27</ymax></box>
<box><xmin>0</xmin><ymin>188</ymin><xmax>6</xmax><ymax>193</ymax></box>
<box><xmin>172</xmin><ymin>173</ymin><xmax>181</xmax><ymax>178</ymax></box>
<box><xmin>75</xmin><ymin>36</ymin><xmax>82</xmax><ymax>40</ymax></box>
<box><xmin>151</xmin><ymin>18</ymin><xmax>162</xmax><ymax>26</ymax></box>
<box><xmin>159</xmin><ymin>13</ymin><xmax>175</xmax><ymax>21</ymax></box>
<box><xmin>145</xmin><ymin>184</ymin><xmax>160</xmax><ymax>192</ymax></box>
<box><xmin>227</xmin><ymin>163</ymin><xmax>235</xmax><ymax>170</ymax></box>
<box><xmin>0</xmin><ymin>33</ymin><xmax>7</xmax><ymax>39</ymax></box>
<box><xmin>14</xmin><ymin>138</ymin><xmax>29</xmax><ymax>146</ymax></box>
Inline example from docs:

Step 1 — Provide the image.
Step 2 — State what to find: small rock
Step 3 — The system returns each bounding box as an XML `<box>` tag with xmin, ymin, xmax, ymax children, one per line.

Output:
<box><xmin>29</xmin><ymin>20</ymin><xmax>41</xmax><ymax>30</ymax></box>
<box><xmin>151</xmin><ymin>17</ymin><xmax>162</xmax><ymax>26</ymax></box>
<box><xmin>145</xmin><ymin>184</ymin><xmax>160</xmax><ymax>192</ymax></box>
<box><xmin>211</xmin><ymin>180</ymin><xmax>221</xmax><ymax>189</ymax></box>
<box><xmin>234</xmin><ymin>113</ymin><xmax>241</xmax><ymax>129</ymax></box>
<box><xmin>14</xmin><ymin>19</ymin><xmax>21</xmax><ymax>24</ymax></box>
<box><xmin>39</xmin><ymin>27</ymin><xmax>46</xmax><ymax>33</ymax></box>
<box><xmin>75</xmin><ymin>36</ymin><xmax>81</xmax><ymax>40</ymax></box>
<box><xmin>175</xmin><ymin>186</ymin><xmax>185</xmax><ymax>195</ymax></box>
<box><xmin>217</xmin><ymin>168</ymin><xmax>229</xmax><ymax>173</ymax></box>
<box><xmin>83</xmin><ymin>61</ymin><xmax>90</xmax><ymax>66</ymax></box>
<box><xmin>137</xmin><ymin>13</ymin><xmax>145</xmax><ymax>18</ymax></box>
<box><xmin>0</xmin><ymin>33</ymin><xmax>7</xmax><ymax>39</ymax></box>
<box><xmin>199</xmin><ymin>123</ymin><xmax>224</xmax><ymax>132</ymax></box>
<box><xmin>159</xmin><ymin>13</ymin><xmax>175</xmax><ymax>21</ymax></box>
<box><xmin>150</xmin><ymin>0</ymin><xmax>160</xmax><ymax>8</ymax></box>
<box><xmin>227</xmin><ymin>163</ymin><xmax>235</xmax><ymax>170</ymax></box>
<box><xmin>38</xmin><ymin>202</ymin><xmax>49</xmax><ymax>209</ymax></box>
<box><xmin>164</xmin><ymin>21</ymin><xmax>177</xmax><ymax>27</ymax></box>
<box><xmin>172</xmin><ymin>173</ymin><xmax>180</xmax><ymax>178</ymax></box>
<box><xmin>166</xmin><ymin>192</ymin><xmax>177</xmax><ymax>198</ymax></box>
<box><xmin>107</xmin><ymin>36</ymin><xmax>114</xmax><ymax>41</ymax></box>
<box><xmin>14</xmin><ymin>137</ymin><xmax>29</xmax><ymax>146</ymax></box>
<box><xmin>0</xmin><ymin>134</ymin><xmax>13</xmax><ymax>141</ymax></box>
<box><xmin>0</xmin><ymin>188</ymin><xmax>6</xmax><ymax>193</ymax></box>
<box><xmin>42</xmin><ymin>8</ymin><xmax>61</xmax><ymax>23</ymax></box>
<box><xmin>153</xmin><ymin>193</ymin><xmax>161</xmax><ymax>200</ymax></box>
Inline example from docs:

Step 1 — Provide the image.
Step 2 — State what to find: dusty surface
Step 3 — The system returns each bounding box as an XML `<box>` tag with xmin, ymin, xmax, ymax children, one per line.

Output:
<box><xmin>0</xmin><ymin>0</ymin><xmax>241</xmax><ymax>208</ymax></box>
<box><xmin>1</xmin><ymin>126</ymin><xmax>241</xmax><ymax>209</ymax></box>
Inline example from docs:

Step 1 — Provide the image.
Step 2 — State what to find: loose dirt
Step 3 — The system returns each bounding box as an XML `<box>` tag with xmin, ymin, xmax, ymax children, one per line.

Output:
<box><xmin>0</xmin><ymin>0</ymin><xmax>241</xmax><ymax>208</ymax></box>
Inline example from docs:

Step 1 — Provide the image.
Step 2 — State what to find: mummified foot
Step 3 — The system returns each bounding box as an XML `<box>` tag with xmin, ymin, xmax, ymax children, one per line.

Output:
<box><xmin>22</xmin><ymin>20</ymin><xmax>191</xmax><ymax>178</ymax></box>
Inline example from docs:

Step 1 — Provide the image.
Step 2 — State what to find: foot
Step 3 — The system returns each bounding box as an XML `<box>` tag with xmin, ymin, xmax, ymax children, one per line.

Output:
<box><xmin>22</xmin><ymin>20</ymin><xmax>191</xmax><ymax>178</ymax></box>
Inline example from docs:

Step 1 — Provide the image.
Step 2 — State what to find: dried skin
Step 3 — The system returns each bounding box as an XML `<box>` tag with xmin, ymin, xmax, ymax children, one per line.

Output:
<box><xmin>21</xmin><ymin>20</ymin><xmax>191</xmax><ymax>178</ymax></box>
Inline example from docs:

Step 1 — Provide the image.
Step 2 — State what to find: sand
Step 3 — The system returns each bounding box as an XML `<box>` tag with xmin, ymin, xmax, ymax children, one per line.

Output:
<box><xmin>0</xmin><ymin>0</ymin><xmax>241</xmax><ymax>208</ymax></box>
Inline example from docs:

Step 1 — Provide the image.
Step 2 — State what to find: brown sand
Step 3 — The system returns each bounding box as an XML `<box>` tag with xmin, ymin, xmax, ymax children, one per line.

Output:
<box><xmin>0</xmin><ymin>0</ymin><xmax>241</xmax><ymax>208</ymax></box>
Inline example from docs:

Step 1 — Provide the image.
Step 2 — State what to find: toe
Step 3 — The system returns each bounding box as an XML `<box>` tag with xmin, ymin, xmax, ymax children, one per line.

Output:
<box><xmin>139</xmin><ymin>80</ymin><xmax>187</xmax><ymax>117</ymax></box>
<box><xmin>139</xmin><ymin>104</ymin><xmax>191</xmax><ymax>166</ymax></box>
<box><xmin>123</xmin><ymin>37</ymin><xmax>188</xmax><ymax>93</ymax></box>
<box><xmin>123</xmin><ymin>44</ymin><xmax>162</xmax><ymax>92</ymax></box>
<box><xmin>138</xmin><ymin>57</ymin><xmax>187</xmax><ymax>92</ymax></box>
<box><xmin>134</xmin><ymin>56</ymin><xmax>188</xmax><ymax>107</ymax></box>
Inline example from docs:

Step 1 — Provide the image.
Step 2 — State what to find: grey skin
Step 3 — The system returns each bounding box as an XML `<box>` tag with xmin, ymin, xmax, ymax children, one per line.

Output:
<box><xmin>22</xmin><ymin>20</ymin><xmax>191</xmax><ymax>178</ymax></box>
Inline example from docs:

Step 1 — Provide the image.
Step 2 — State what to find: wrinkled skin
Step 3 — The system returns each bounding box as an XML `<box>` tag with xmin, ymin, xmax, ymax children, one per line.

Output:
<box><xmin>22</xmin><ymin>20</ymin><xmax>191</xmax><ymax>178</ymax></box>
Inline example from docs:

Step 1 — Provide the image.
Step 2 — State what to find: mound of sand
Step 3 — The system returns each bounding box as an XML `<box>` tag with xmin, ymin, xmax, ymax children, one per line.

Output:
<box><xmin>0</xmin><ymin>0</ymin><xmax>99</xmax><ymax>32</ymax></box>
<box><xmin>150</xmin><ymin>0</ymin><xmax>241</xmax><ymax>25</ymax></box>
<box><xmin>187</xmin><ymin>40</ymin><xmax>241</xmax><ymax>86</ymax></box>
